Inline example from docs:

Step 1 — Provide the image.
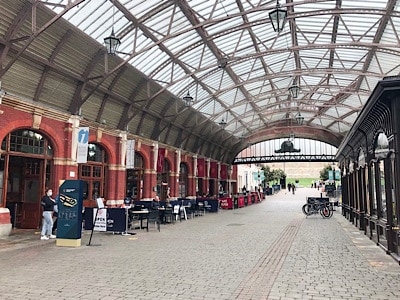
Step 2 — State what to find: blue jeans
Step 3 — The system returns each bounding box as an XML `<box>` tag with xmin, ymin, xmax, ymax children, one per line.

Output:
<box><xmin>41</xmin><ymin>211</ymin><xmax>53</xmax><ymax>236</ymax></box>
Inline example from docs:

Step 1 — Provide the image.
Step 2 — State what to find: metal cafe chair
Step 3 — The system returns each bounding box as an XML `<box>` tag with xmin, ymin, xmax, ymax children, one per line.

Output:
<box><xmin>146</xmin><ymin>209</ymin><xmax>160</xmax><ymax>232</ymax></box>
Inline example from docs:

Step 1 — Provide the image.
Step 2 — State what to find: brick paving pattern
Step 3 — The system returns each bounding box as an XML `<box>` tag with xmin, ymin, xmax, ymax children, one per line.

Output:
<box><xmin>0</xmin><ymin>187</ymin><xmax>400</xmax><ymax>299</ymax></box>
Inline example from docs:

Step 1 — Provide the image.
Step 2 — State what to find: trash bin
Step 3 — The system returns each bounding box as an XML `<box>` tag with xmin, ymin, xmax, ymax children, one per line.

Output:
<box><xmin>233</xmin><ymin>196</ymin><xmax>238</xmax><ymax>209</ymax></box>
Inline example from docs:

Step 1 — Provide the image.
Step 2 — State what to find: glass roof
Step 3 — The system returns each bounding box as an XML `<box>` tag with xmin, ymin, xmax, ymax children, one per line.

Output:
<box><xmin>43</xmin><ymin>0</ymin><xmax>400</xmax><ymax>142</ymax></box>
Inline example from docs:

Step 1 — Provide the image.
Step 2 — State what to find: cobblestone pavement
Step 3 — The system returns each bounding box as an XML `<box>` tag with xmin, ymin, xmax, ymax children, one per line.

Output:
<box><xmin>1</xmin><ymin>188</ymin><xmax>400</xmax><ymax>300</ymax></box>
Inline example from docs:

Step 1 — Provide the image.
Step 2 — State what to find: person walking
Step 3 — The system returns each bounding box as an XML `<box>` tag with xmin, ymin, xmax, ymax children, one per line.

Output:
<box><xmin>40</xmin><ymin>188</ymin><xmax>56</xmax><ymax>240</ymax></box>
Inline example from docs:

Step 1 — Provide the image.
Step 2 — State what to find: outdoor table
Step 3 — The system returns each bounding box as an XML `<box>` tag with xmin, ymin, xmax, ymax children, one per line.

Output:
<box><xmin>130</xmin><ymin>209</ymin><xmax>149</xmax><ymax>230</ymax></box>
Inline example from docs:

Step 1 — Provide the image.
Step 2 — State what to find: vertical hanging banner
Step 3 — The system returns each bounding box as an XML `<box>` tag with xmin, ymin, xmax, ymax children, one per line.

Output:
<box><xmin>126</xmin><ymin>139</ymin><xmax>135</xmax><ymax>169</ymax></box>
<box><xmin>76</xmin><ymin>127</ymin><xmax>89</xmax><ymax>163</ymax></box>
<box><xmin>157</xmin><ymin>148</ymin><xmax>165</xmax><ymax>172</ymax></box>
<box><xmin>197</xmin><ymin>158</ymin><xmax>205</xmax><ymax>178</ymax></box>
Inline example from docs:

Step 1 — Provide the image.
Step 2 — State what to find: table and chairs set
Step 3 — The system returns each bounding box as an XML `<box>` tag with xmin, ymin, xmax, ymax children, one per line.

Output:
<box><xmin>83</xmin><ymin>198</ymin><xmax>219</xmax><ymax>235</ymax></box>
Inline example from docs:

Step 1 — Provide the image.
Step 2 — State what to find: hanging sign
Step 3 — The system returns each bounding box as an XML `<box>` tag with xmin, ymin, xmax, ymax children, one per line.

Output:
<box><xmin>77</xmin><ymin>127</ymin><xmax>89</xmax><ymax>163</ymax></box>
<box><xmin>126</xmin><ymin>139</ymin><xmax>135</xmax><ymax>169</ymax></box>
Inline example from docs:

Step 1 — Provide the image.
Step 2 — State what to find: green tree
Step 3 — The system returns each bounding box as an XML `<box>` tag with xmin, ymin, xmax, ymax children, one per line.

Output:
<box><xmin>273</xmin><ymin>169</ymin><xmax>286</xmax><ymax>183</ymax></box>
<box><xmin>262</xmin><ymin>165</ymin><xmax>273</xmax><ymax>183</ymax></box>
<box><xmin>320</xmin><ymin>164</ymin><xmax>332</xmax><ymax>181</ymax></box>
<box><xmin>262</xmin><ymin>166</ymin><xmax>286</xmax><ymax>184</ymax></box>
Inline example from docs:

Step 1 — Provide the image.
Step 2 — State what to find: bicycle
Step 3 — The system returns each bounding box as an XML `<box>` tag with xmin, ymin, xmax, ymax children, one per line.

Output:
<box><xmin>302</xmin><ymin>199</ymin><xmax>333</xmax><ymax>218</ymax></box>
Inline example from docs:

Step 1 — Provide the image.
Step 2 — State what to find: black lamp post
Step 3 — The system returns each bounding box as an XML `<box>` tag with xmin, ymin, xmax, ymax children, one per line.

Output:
<box><xmin>104</xmin><ymin>28</ymin><xmax>121</xmax><ymax>55</ymax></box>
<box><xmin>269</xmin><ymin>0</ymin><xmax>287</xmax><ymax>33</ymax></box>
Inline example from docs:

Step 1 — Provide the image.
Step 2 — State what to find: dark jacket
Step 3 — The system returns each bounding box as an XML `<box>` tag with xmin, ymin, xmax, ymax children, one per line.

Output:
<box><xmin>41</xmin><ymin>195</ymin><xmax>55</xmax><ymax>212</ymax></box>
<box><xmin>151</xmin><ymin>200</ymin><xmax>160</xmax><ymax>210</ymax></box>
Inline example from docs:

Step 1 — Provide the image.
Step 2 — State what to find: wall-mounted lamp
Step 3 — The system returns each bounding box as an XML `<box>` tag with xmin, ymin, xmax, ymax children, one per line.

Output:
<box><xmin>183</xmin><ymin>91</ymin><xmax>194</xmax><ymax>107</ymax></box>
<box><xmin>269</xmin><ymin>0</ymin><xmax>287</xmax><ymax>33</ymax></box>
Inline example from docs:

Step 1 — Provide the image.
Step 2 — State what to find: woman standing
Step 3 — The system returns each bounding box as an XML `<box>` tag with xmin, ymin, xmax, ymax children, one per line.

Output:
<box><xmin>40</xmin><ymin>188</ymin><xmax>56</xmax><ymax>240</ymax></box>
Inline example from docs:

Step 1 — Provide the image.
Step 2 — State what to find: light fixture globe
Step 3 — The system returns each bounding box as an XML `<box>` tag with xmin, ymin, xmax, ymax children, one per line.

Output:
<box><xmin>183</xmin><ymin>91</ymin><xmax>194</xmax><ymax>107</ymax></box>
<box><xmin>289</xmin><ymin>80</ymin><xmax>300</xmax><ymax>98</ymax></box>
<box><xmin>219</xmin><ymin>119</ymin><xmax>227</xmax><ymax>128</ymax></box>
<box><xmin>104</xmin><ymin>28</ymin><xmax>121</xmax><ymax>55</ymax></box>
<box><xmin>296</xmin><ymin>112</ymin><xmax>304</xmax><ymax>126</ymax></box>
<box><xmin>269</xmin><ymin>1</ymin><xmax>287</xmax><ymax>32</ymax></box>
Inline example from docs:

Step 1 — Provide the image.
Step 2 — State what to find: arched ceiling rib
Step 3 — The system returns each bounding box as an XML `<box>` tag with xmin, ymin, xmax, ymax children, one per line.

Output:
<box><xmin>1</xmin><ymin>0</ymin><xmax>400</xmax><ymax>163</ymax></box>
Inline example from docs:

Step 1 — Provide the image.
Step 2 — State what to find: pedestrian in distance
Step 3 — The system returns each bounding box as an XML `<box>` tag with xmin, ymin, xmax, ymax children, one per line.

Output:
<box><xmin>40</xmin><ymin>188</ymin><xmax>56</xmax><ymax>240</ymax></box>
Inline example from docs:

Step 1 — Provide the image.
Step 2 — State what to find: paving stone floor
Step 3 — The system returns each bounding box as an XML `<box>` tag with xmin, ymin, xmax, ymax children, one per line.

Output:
<box><xmin>0</xmin><ymin>187</ymin><xmax>399</xmax><ymax>299</ymax></box>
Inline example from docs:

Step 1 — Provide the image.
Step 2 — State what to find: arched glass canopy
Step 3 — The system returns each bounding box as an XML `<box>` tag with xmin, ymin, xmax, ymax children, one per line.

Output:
<box><xmin>1</xmin><ymin>1</ymin><xmax>400</xmax><ymax>163</ymax></box>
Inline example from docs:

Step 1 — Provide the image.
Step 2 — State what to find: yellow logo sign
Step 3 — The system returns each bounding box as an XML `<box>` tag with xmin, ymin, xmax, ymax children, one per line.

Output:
<box><xmin>59</xmin><ymin>194</ymin><xmax>77</xmax><ymax>207</ymax></box>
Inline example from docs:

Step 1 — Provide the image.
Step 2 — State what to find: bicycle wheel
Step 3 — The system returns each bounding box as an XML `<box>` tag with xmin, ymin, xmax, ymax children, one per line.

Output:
<box><xmin>319</xmin><ymin>205</ymin><xmax>333</xmax><ymax>218</ymax></box>
<box><xmin>302</xmin><ymin>204</ymin><xmax>313</xmax><ymax>216</ymax></box>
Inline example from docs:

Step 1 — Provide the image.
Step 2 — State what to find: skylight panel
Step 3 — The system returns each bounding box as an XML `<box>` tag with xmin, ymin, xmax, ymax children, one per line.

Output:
<box><xmin>213</xmin><ymin>30</ymin><xmax>251</xmax><ymax>54</ymax></box>
<box><xmin>207</xmin><ymin>15</ymin><xmax>244</xmax><ymax>35</ymax></box>
<box><xmin>342</xmin><ymin>94</ymin><xmax>367</xmax><ymax>109</ymax></box>
<box><xmin>131</xmin><ymin>0</ymin><xmax>167</xmax><ymax>19</ymax></box>
<box><xmin>244</xmin><ymin>81</ymin><xmax>264</xmax><ymax>93</ymax></box>
<box><xmin>222</xmin><ymin>88</ymin><xmax>244</xmax><ymax>106</ymax></box>
<box><xmin>165</xmin><ymin>30</ymin><xmax>202</xmax><ymax>54</ymax></box>
<box><xmin>231</xmin><ymin>104</ymin><xmax>247</xmax><ymax>116</ymax></box>
<box><xmin>294</xmin><ymin>1</ymin><xmax>336</xmax><ymax>13</ymax></box>
<box><xmin>189</xmin><ymin>0</ymin><xmax>217</xmax><ymax>21</ymax></box>
<box><xmin>341</xmin><ymin>0</ymin><xmax>388</xmax><ymax>9</ymax></box>
<box><xmin>133</xmin><ymin>48</ymin><xmax>169</xmax><ymax>76</ymax></box>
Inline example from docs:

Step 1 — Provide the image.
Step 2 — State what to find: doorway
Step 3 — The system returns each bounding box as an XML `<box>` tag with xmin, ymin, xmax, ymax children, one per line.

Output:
<box><xmin>7</xmin><ymin>157</ymin><xmax>45</xmax><ymax>228</ymax></box>
<box><xmin>2</xmin><ymin>129</ymin><xmax>53</xmax><ymax>229</ymax></box>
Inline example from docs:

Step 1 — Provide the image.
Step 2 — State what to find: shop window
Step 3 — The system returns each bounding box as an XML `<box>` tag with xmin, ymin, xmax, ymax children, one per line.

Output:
<box><xmin>157</xmin><ymin>159</ymin><xmax>170</xmax><ymax>200</ymax></box>
<box><xmin>378</xmin><ymin>160</ymin><xmax>387</xmax><ymax>220</ymax></box>
<box><xmin>79</xmin><ymin>143</ymin><xmax>107</xmax><ymax>200</ymax></box>
<box><xmin>179</xmin><ymin>163</ymin><xmax>188</xmax><ymax>198</ymax></box>
<box><xmin>391</xmin><ymin>156</ymin><xmax>397</xmax><ymax>225</ymax></box>
<box><xmin>370</xmin><ymin>162</ymin><xmax>377</xmax><ymax>216</ymax></box>
<box><xmin>126</xmin><ymin>152</ymin><xmax>144</xmax><ymax>200</ymax></box>
<box><xmin>374</xmin><ymin>132</ymin><xmax>389</xmax><ymax>220</ymax></box>
<box><xmin>2</xmin><ymin>129</ymin><xmax>52</xmax><ymax>155</ymax></box>
<box><xmin>364</xmin><ymin>167</ymin><xmax>370</xmax><ymax>215</ymax></box>
<box><xmin>8</xmin><ymin>130</ymin><xmax>53</xmax><ymax>155</ymax></box>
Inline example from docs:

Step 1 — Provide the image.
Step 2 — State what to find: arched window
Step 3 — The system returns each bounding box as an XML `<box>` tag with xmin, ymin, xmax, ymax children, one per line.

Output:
<box><xmin>126</xmin><ymin>152</ymin><xmax>144</xmax><ymax>200</ymax></box>
<box><xmin>179</xmin><ymin>163</ymin><xmax>188</xmax><ymax>198</ymax></box>
<box><xmin>79</xmin><ymin>143</ymin><xmax>107</xmax><ymax>200</ymax></box>
<box><xmin>374</xmin><ymin>132</ymin><xmax>389</xmax><ymax>220</ymax></box>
